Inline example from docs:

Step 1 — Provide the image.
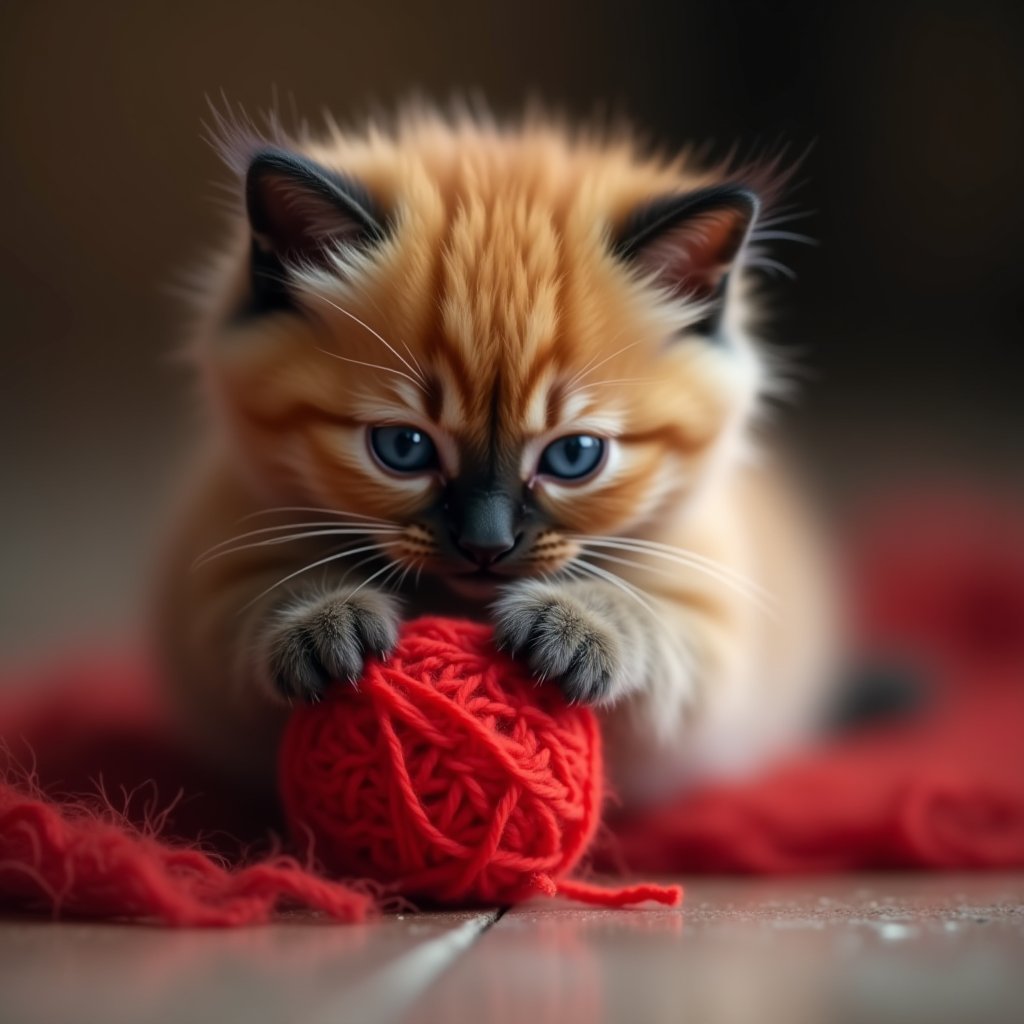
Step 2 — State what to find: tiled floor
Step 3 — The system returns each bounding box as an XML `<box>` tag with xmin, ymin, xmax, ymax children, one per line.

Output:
<box><xmin>2</xmin><ymin>874</ymin><xmax>1022</xmax><ymax>1024</ymax></box>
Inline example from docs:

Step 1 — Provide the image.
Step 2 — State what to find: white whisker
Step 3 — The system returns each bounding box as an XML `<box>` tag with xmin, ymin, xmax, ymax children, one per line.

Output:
<box><xmin>241</xmin><ymin>542</ymin><xmax>398</xmax><ymax>611</ymax></box>
<box><xmin>305</xmin><ymin>292</ymin><xmax>427</xmax><ymax>385</ymax></box>
<box><xmin>203</xmin><ymin>517</ymin><xmax>396</xmax><ymax>547</ymax></box>
<box><xmin>749</xmin><ymin>230</ymin><xmax>817</xmax><ymax>245</ymax></box>
<box><xmin>393</xmin><ymin>556</ymin><xmax>421</xmax><ymax>594</ymax></box>
<box><xmin>755</xmin><ymin>210</ymin><xmax>816</xmax><ymax>229</ymax></box>
<box><xmin>575</xmin><ymin>535</ymin><xmax>776</xmax><ymax>600</ymax></box>
<box><xmin>399</xmin><ymin>338</ymin><xmax>426</xmax><ymax>381</ymax></box>
<box><xmin>337</xmin><ymin>550</ymin><xmax>390</xmax><ymax>586</ymax></box>
<box><xmin>192</xmin><ymin>525</ymin><xmax>400</xmax><ymax>571</ymax></box>
<box><xmin>565</xmin><ymin>338</ymin><xmax>645</xmax><ymax>391</ymax></box>
<box><xmin>571</xmin><ymin>557</ymin><xmax>661</xmax><ymax>620</ymax></box>
<box><xmin>315</xmin><ymin>347</ymin><xmax>427</xmax><ymax>393</ymax></box>
<box><xmin>559</xmin><ymin>561</ymin><xmax>587</xmax><ymax>588</ymax></box>
<box><xmin>572</xmin><ymin>535</ymin><xmax>778</xmax><ymax>616</ymax></box>
<box><xmin>579</xmin><ymin>535</ymin><xmax>775</xmax><ymax>597</ymax></box>
<box><xmin>344</xmin><ymin>558</ymin><xmax>407</xmax><ymax>602</ymax></box>
<box><xmin>572</xmin><ymin>376</ymin><xmax>653</xmax><ymax>390</ymax></box>
<box><xmin>345</xmin><ymin>283</ymin><xmax>428</xmax><ymax>385</ymax></box>
<box><xmin>581</xmin><ymin>547</ymin><xmax>778</xmax><ymax>622</ymax></box>
<box><xmin>748</xmin><ymin>256</ymin><xmax>797</xmax><ymax>281</ymax></box>
<box><xmin>238</xmin><ymin>506</ymin><xmax>397</xmax><ymax>526</ymax></box>
<box><xmin>375</xmin><ymin>560</ymin><xmax>404</xmax><ymax>594</ymax></box>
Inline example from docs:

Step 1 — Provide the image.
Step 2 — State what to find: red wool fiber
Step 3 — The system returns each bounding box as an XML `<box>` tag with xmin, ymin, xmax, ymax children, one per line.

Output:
<box><xmin>0</xmin><ymin>785</ymin><xmax>371</xmax><ymax>926</ymax></box>
<box><xmin>2</xmin><ymin>492</ymin><xmax>1022</xmax><ymax>926</ymax></box>
<box><xmin>0</xmin><ymin>660</ymin><xmax>373</xmax><ymax>927</ymax></box>
<box><xmin>279</xmin><ymin>618</ymin><xmax>680</xmax><ymax>908</ymax></box>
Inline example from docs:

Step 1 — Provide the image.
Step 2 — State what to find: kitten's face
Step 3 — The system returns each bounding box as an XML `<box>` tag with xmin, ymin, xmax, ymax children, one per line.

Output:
<box><xmin>202</xmin><ymin>119</ymin><xmax>765</xmax><ymax>596</ymax></box>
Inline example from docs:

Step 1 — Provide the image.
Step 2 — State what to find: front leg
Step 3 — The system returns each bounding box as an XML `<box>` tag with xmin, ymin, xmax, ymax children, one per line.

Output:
<box><xmin>260</xmin><ymin>586</ymin><xmax>401</xmax><ymax>702</ymax></box>
<box><xmin>492</xmin><ymin>579</ymin><xmax>658</xmax><ymax>705</ymax></box>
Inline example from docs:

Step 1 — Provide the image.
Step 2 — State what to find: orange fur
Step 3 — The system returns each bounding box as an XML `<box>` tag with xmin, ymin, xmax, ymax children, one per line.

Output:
<box><xmin>157</xmin><ymin>108</ymin><xmax>835</xmax><ymax>802</ymax></box>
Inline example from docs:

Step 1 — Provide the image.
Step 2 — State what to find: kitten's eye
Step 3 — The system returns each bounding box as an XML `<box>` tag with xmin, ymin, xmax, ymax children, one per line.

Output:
<box><xmin>370</xmin><ymin>425</ymin><xmax>439</xmax><ymax>473</ymax></box>
<box><xmin>538</xmin><ymin>435</ymin><xmax>605</xmax><ymax>481</ymax></box>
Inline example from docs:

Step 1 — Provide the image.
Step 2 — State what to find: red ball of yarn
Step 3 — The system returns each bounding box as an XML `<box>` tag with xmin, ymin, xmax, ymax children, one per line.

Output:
<box><xmin>278</xmin><ymin>617</ymin><xmax>603</xmax><ymax>904</ymax></box>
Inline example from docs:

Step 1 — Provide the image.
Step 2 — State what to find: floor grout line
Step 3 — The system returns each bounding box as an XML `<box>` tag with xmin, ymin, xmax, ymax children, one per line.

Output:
<box><xmin>303</xmin><ymin>911</ymin><xmax>501</xmax><ymax>1024</ymax></box>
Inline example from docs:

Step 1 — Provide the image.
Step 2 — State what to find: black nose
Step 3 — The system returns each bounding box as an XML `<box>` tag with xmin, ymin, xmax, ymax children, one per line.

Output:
<box><xmin>457</xmin><ymin>536</ymin><xmax>517</xmax><ymax>568</ymax></box>
<box><xmin>454</xmin><ymin>491</ymin><xmax>519</xmax><ymax>568</ymax></box>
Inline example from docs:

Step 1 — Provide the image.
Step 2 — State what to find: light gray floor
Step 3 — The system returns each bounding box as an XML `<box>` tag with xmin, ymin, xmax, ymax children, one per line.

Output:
<box><xmin>2</xmin><ymin>873</ymin><xmax>1022</xmax><ymax>1024</ymax></box>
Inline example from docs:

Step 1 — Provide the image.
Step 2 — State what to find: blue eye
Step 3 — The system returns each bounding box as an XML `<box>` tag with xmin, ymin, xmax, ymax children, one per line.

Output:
<box><xmin>370</xmin><ymin>426</ymin><xmax>438</xmax><ymax>473</ymax></box>
<box><xmin>538</xmin><ymin>435</ymin><xmax>605</xmax><ymax>481</ymax></box>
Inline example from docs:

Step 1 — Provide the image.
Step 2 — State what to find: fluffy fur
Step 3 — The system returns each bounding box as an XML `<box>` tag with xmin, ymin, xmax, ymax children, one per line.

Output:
<box><xmin>156</xmin><ymin>105</ymin><xmax>834</xmax><ymax>803</ymax></box>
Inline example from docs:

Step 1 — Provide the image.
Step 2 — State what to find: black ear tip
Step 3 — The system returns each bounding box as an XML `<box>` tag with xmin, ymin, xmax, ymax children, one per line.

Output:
<box><xmin>244</xmin><ymin>148</ymin><xmax>295</xmax><ymax>227</ymax></box>
<box><xmin>615</xmin><ymin>183</ymin><xmax>761</xmax><ymax>260</ymax></box>
<box><xmin>241</xmin><ymin>148</ymin><xmax>385</xmax><ymax>249</ymax></box>
<box><xmin>245</xmin><ymin>147</ymin><xmax>295</xmax><ymax>182</ymax></box>
<box><xmin>736</xmin><ymin>187</ymin><xmax>760</xmax><ymax>218</ymax></box>
<box><xmin>245</xmin><ymin>147</ymin><xmax>313</xmax><ymax>209</ymax></box>
<box><xmin>712</xmin><ymin>184</ymin><xmax>761</xmax><ymax>223</ymax></box>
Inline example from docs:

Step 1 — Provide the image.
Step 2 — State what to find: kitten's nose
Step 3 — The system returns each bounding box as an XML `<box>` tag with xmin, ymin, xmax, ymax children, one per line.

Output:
<box><xmin>457</xmin><ymin>536</ymin><xmax>517</xmax><ymax>568</ymax></box>
<box><xmin>455</xmin><ymin>492</ymin><xmax>519</xmax><ymax>568</ymax></box>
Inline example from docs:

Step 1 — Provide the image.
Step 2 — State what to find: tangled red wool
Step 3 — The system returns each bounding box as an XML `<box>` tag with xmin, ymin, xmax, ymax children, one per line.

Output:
<box><xmin>0</xmin><ymin>786</ymin><xmax>372</xmax><ymax>926</ymax></box>
<box><xmin>279</xmin><ymin>617</ymin><xmax>680</xmax><ymax>908</ymax></box>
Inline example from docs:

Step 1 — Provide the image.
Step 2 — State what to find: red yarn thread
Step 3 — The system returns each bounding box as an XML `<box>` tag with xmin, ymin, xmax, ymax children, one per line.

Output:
<box><xmin>0</xmin><ymin>781</ymin><xmax>371</xmax><ymax>926</ymax></box>
<box><xmin>280</xmin><ymin>618</ymin><xmax>680</xmax><ymax>909</ymax></box>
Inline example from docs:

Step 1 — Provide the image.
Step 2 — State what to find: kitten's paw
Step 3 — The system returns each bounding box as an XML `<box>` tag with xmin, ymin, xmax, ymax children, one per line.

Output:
<box><xmin>492</xmin><ymin>581</ymin><xmax>627</xmax><ymax>705</ymax></box>
<box><xmin>265</xmin><ymin>588</ymin><xmax>400</xmax><ymax>702</ymax></box>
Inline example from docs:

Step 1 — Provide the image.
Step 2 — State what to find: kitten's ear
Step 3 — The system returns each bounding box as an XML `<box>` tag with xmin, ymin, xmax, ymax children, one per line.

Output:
<box><xmin>615</xmin><ymin>185</ymin><xmax>758</xmax><ymax>334</ymax></box>
<box><xmin>244</xmin><ymin>148</ymin><xmax>386</xmax><ymax>310</ymax></box>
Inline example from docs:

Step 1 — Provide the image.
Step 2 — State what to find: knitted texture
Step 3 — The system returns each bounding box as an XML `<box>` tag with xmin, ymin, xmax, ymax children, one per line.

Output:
<box><xmin>3</xmin><ymin>492</ymin><xmax>1021</xmax><ymax>925</ymax></box>
<box><xmin>279</xmin><ymin>617</ymin><xmax>680</xmax><ymax>908</ymax></box>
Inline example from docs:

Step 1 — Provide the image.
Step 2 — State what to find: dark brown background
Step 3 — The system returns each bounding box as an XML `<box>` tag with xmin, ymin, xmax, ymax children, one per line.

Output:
<box><xmin>2</xmin><ymin>0</ymin><xmax>1022</xmax><ymax>658</ymax></box>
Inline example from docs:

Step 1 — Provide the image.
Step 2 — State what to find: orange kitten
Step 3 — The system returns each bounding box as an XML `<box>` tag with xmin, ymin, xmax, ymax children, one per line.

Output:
<box><xmin>157</xmin><ymin>107</ymin><xmax>835</xmax><ymax>803</ymax></box>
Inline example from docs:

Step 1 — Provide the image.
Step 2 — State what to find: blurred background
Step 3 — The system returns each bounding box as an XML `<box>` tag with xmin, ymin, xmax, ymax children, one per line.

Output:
<box><xmin>1</xmin><ymin>0</ymin><xmax>1022</xmax><ymax>660</ymax></box>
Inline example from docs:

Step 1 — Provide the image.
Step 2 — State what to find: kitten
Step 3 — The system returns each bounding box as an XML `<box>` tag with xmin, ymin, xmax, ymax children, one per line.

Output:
<box><xmin>156</xmin><ymin>107</ymin><xmax>835</xmax><ymax>804</ymax></box>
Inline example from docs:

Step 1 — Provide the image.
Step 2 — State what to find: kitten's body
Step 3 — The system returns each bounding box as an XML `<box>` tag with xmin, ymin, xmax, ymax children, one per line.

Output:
<box><xmin>157</xmin><ymin>110</ymin><xmax>835</xmax><ymax>804</ymax></box>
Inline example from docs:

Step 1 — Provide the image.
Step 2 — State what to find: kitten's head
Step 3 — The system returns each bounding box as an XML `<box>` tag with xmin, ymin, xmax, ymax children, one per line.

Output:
<box><xmin>196</xmin><ymin>111</ymin><xmax>786</xmax><ymax>596</ymax></box>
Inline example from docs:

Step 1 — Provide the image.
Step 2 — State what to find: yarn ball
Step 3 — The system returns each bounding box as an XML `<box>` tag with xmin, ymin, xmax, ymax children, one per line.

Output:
<box><xmin>278</xmin><ymin>617</ymin><xmax>604</xmax><ymax>905</ymax></box>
